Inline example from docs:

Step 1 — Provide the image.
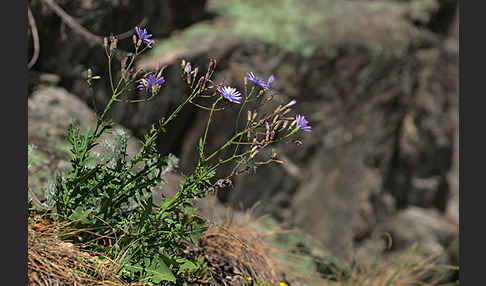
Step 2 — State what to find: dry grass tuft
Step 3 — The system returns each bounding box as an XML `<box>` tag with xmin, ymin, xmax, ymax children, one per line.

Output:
<box><xmin>327</xmin><ymin>253</ymin><xmax>459</xmax><ymax>286</ymax></box>
<box><xmin>27</xmin><ymin>214</ymin><xmax>148</xmax><ymax>286</ymax></box>
<box><xmin>198</xmin><ymin>210</ymin><xmax>282</xmax><ymax>285</ymax></box>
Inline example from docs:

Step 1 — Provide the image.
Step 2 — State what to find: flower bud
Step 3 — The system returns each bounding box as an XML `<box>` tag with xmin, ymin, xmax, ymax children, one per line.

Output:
<box><xmin>289</xmin><ymin>120</ymin><xmax>297</xmax><ymax>129</ymax></box>
<box><xmin>284</xmin><ymin>99</ymin><xmax>297</xmax><ymax>108</ymax></box>
<box><xmin>110</xmin><ymin>37</ymin><xmax>118</xmax><ymax>51</ymax></box>
<box><xmin>252</xmin><ymin>112</ymin><xmax>258</xmax><ymax>121</ymax></box>
<box><xmin>282</xmin><ymin>108</ymin><xmax>291</xmax><ymax>116</ymax></box>
<box><xmin>281</xmin><ymin>120</ymin><xmax>289</xmax><ymax>130</ymax></box>
<box><xmin>272</xmin><ymin>114</ymin><xmax>279</xmax><ymax>124</ymax></box>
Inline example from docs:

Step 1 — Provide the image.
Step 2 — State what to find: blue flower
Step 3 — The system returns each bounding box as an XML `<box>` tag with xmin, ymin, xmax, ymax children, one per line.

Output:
<box><xmin>135</xmin><ymin>26</ymin><xmax>154</xmax><ymax>45</ymax></box>
<box><xmin>138</xmin><ymin>73</ymin><xmax>165</xmax><ymax>93</ymax></box>
<box><xmin>218</xmin><ymin>86</ymin><xmax>242</xmax><ymax>104</ymax></box>
<box><xmin>295</xmin><ymin>114</ymin><xmax>311</xmax><ymax>132</ymax></box>
<box><xmin>247</xmin><ymin>72</ymin><xmax>275</xmax><ymax>90</ymax></box>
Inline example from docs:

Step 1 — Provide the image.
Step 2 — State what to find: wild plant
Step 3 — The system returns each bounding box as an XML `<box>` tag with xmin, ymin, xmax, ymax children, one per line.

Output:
<box><xmin>36</xmin><ymin>26</ymin><xmax>312</xmax><ymax>284</ymax></box>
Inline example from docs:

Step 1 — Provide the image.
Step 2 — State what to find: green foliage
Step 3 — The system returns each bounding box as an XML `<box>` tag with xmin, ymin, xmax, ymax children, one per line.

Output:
<box><xmin>35</xmin><ymin>28</ymin><xmax>307</xmax><ymax>285</ymax></box>
<box><xmin>53</xmin><ymin>118</ymin><xmax>210</xmax><ymax>284</ymax></box>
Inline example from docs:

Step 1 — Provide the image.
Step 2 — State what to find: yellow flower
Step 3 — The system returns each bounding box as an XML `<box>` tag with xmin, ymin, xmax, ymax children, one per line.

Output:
<box><xmin>279</xmin><ymin>282</ymin><xmax>288</xmax><ymax>286</ymax></box>
<box><xmin>246</xmin><ymin>276</ymin><xmax>252</xmax><ymax>281</ymax></box>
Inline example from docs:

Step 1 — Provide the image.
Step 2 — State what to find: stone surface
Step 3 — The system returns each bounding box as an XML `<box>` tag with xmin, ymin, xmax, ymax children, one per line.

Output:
<box><xmin>28</xmin><ymin>85</ymin><xmax>141</xmax><ymax>200</ymax></box>
<box><xmin>355</xmin><ymin>206</ymin><xmax>458</xmax><ymax>265</ymax></box>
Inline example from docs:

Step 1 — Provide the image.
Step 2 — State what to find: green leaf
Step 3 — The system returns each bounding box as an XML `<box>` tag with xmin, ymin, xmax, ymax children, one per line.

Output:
<box><xmin>176</xmin><ymin>258</ymin><xmax>198</xmax><ymax>275</ymax></box>
<box><xmin>198</xmin><ymin>138</ymin><xmax>204</xmax><ymax>159</ymax></box>
<box><xmin>145</xmin><ymin>256</ymin><xmax>177</xmax><ymax>284</ymax></box>
<box><xmin>69</xmin><ymin>206</ymin><xmax>94</xmax><ymax>224</ymax></box>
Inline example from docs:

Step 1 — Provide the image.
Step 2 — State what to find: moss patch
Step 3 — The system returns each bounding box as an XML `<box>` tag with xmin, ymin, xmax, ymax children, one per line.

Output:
<box><xmin>146</xmin><ymin>0</ymin><xmax>425</xmax><ymax>63</ymax></box>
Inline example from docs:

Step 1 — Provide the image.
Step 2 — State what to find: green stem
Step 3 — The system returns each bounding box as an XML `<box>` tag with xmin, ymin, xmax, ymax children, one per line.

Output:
<box><xmin>209</xmin><ymin>150</ymin><xmax>252</xmax><ymax>172</ymax></box>
<box><xmin>201</xmin><ymin>97</ymin><xmax>222</xmax><ymax>158</ymax></box>
<box><xmin>108</xmin><ymin>56</ymin><xmax>115</xmax><ymax>93</ymax></box>
<box><xmin>204</xmin><ymin>124</ymin><xmax>256</xmax><ymax>163</ymax></box>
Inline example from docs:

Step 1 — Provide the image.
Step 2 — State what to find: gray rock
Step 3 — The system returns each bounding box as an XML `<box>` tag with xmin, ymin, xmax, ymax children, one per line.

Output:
<box><xmin>355</xmin><ymin>207</ymin><xmax>458</xmax><ymax>265</ymax></box>
<box><xmin>27</xmin><ymin>86</ymin><xmax>141</xmax><ymax>200</ymax></box>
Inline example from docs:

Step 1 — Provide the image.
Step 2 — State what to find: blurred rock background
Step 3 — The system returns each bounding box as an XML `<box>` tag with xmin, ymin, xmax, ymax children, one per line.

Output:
<box><xmin>28</xmin><ymin>0</ymin><xmax>458</xmax><ymax>277</ymax></box>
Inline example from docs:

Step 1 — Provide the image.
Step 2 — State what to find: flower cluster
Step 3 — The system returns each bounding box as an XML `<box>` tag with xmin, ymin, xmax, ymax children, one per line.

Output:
<box><xmin>217</xmin><ymin>73</ymin><xmax>311</xmax><ymax>134</ymax></box>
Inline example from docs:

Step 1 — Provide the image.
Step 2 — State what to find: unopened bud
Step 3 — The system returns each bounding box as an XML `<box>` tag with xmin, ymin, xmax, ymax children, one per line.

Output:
<box><xmin>265</xmin><ymin>122</ymin><xmax>270</xmax><ymax>142</ymax></box>
<box><xmin>208</xmin><ymin>58</ymin><xmax>216</xmax><ymax>71</ymax></box>
<box><xmin>282</xmin><ymin>108</ymin><xmax>291</xmax><ymax>116</ymax></box>
<box><xmin>121</xmin><ymin>57</ymin><xmax>128</xmax><ymax>71</ymax></box>
<box><xmin>137</xmin><ymin>39</ymin><xmax>142</xmax><ymax>47</ymax></box>
<box><xmin>157</xmin><ymin>66</ymin><xmax>166</xmax><ymax>79</ymax></box>
<box><xmin>247</xmin><ymin>111</ymin><xmax>252</xmax><ymax>122</ymax></box>
<box><xmin>132</xmin><ymin>34</ymin><xmax>137</xmax><ymax>45</ymax></box>
<box><xmin>284</xmin><ymin>99</ymin><xmax>297</xmax><ymax>108</ymax></box>
<box><xmin>103</xmin><ymin>37</ymin><xmax>108</xmax><ymax>49</ymax></box>
<box><xmin>289</xmin><ymin>120</ymin><xmax>297</xmax><ymax>129</ymax></box>
<box><xmin>110</xmin><ymin>37</ymin><xmax>118</xmax><ymax>51</ymax></box>
<box><xmin>272</xmin><ymin>114</ymin><xmax>279</xmax><ymax>124</ymax></box>
<box><xmin>185</xmin><ymin>62</ymin><xmax>192</xmax><ymax>74</ymax></box>
<box><xmin>282</xmin><ymin>120</ymin><xmax>289</xmax><ymax>130</ymax></box>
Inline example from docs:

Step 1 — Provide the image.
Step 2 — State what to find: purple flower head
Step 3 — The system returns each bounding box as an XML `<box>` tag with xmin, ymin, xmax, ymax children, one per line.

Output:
<box><xmin>185</xmin><ymin>63</ymin><xmax>192</xmax><ymax>74</ymax></box>
<box><xmin>295</xmin><ymin>114</ymin><xmax>311</xmax><ymax>132</ymax></box>
<box><xmin>138</xmin><ymin>73</ymin><xmax>165</xmax><ymax>94</ymax></box>
<box><xmin>218</xmin><ymin>86</ymin><xmax>242</xmax><ymax>104</ymax></box>
<box><xmin>135</xmin><ymin>26</ymin><xmax>154</xmax><ymax>45</ymax></box>
<box><xmin>246</xmin><ymin>72</ymin><xmax>275</xmax><ymax>90</ymax></box>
